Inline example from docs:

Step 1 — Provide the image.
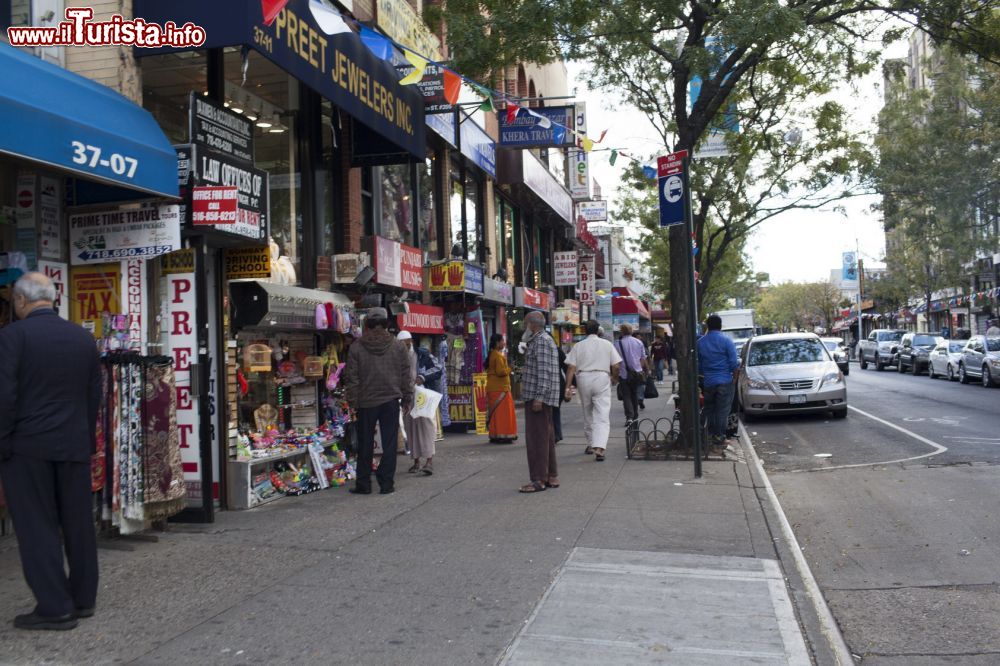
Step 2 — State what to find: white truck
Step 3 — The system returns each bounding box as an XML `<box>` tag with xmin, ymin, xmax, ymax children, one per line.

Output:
<box><xmin>715</xmin><ymin>309</ymin><xmax>755</xmax><ymax>351</ymax></box>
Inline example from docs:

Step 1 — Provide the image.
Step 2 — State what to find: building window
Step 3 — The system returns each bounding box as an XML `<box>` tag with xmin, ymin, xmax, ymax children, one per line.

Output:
<box><xmin>464</xmin><ymin>173</ymin><xmax>481</xmax><ymax>262</ymax></box>
<box><xmin>449</xmin><ymin>163</ymin><xmax>464</xmax><ymax>258</ymax></box>
<box><xmin>379</xmin><ymin>163</ymin><xmax>414</xmax><ymax>246</ymax></box>
<box><xmin>418</xmin><ymin>155</ymin><xmax>438</xmax><ymax>258</ymax></box>
<box><xmin>320</xmin><ymin>100</ymin><xmax>339</xmax><ymax>256</ymax></box>
<box><xmin>140</xmin><ymin>51</ymin><xmax>209</xmax><ymax>143</ymax></box>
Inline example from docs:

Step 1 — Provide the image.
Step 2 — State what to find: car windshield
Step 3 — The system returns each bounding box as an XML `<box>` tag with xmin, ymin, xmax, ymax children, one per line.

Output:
<box><xmin>988</xmin><ymin>339</ymin><xmax>1000</xmax><ymax>352</ymax></box>
<box><xmin>913</xmin><ymin>335</ymin><xmax>938</xmax><ymax>346</ymax></box>
<box><xmin>877</xmin><ymin>331</ymin><xmax>904</xmax><ymax>342</ymax></box>
<box><xmin>748</xmin><ymin>338</ymin><xmax>827</xmax><ymax>366</ymax></box>
<box><xmin>823</xmin><ymin>341</ymin><xmax>840</xmax><ymax>351</ymax></box>
<box><xmin>722</xmin><ymin>329</ymin><xmax>754</xmax><ymax>341</ymax></box>
<box><xmin>949</xmin><ymin>342</ymin><xmax>965</xmax><ymax>353</ymax></box>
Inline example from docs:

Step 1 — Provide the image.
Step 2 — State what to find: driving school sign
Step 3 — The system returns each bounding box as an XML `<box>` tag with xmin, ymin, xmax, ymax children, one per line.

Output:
<box><xmin>658</xmin><ymin>150</ymin><xmax>687</xmax><ymax>228</ymax></box>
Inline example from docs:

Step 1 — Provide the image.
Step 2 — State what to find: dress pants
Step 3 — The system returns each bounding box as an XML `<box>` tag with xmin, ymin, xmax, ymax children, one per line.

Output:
<box><xmin>356</xmin><ymin>399</ymin><xmax>401</xmax><ymax>492</ymax></box>
<box><xmin>523</xmin><ymin>403</ymin><xmax>557</xmax><ymax>484</ymax></box>
<box><xmin>0</xmin><ymin>455</ymin><xmax>98</xmax><ymax>618</ymax></box>
<box><xmin>577</xmin><ymin>372</ymin><xmax>612</xmax><ymax>451</ymax></box>
<box><xmin>621</xmin><ymin>376</ymin><xmax>640</xmax><ymax>421</ymax></box>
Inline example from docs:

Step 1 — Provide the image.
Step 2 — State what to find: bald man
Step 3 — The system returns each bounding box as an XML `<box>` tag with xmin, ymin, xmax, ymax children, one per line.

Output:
<box><xmin>0</xmin><ymin>273</ymin><xmax>101</xmax><ymax>630</ymax></box>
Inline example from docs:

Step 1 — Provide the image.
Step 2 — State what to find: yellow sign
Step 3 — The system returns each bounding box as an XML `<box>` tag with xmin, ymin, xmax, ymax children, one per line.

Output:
<box><xmin>473</xmin><ymin>372</ymin><xmax>489</xmax><ymax>435</ymax></box>
<box><xmin>224</xmin><ymin>246</ymin><xmax>271</xmax><ymax>280</ymax></box>
<box><xmin>161</xmin><ymin>248</ymin><xmax>195</xmax><ymax>275</ymax></box>
<box><xmin>428</xmin><ymin>261</ymin><xmax>465</xmax><ymax>291</ymax></box>
<box><xmin>448</xmin><ymin>384</ymin><xmax>473</xmax><ymax>423</ymax></box>
<box><xmin>376</xmin><ymin>0</ymin><xmax>443</xmax><ymax>60</ymax></box>
<box><xmin>70</xmin><ymin>264</ymin><xmax>121</xmax><ymax>339</ymax></box>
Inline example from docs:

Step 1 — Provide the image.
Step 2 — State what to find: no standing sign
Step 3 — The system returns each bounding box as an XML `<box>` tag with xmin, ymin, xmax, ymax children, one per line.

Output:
<box><xmin>658</xmin><ymin>150</ymin><xmax>688</xmax><ymax>228</ymax></box>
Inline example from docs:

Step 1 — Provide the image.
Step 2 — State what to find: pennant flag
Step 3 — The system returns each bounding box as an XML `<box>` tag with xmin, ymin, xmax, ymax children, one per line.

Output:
<box><xmin>552</xmin><ymin>125</ymin><xmax>567</xmax><ymax>145</ymax></box>
<box><xmin>642</xmin><ymin>166</ymin><xmax>657</xmax><ymax>180</ymax></box>
<box><xmin>595</xmin><ymin>129</ymin><xmax>608</xmax><ymax>144</ymax></box>
<box><xmin>443</xmin><ymin>70</ymin><xmax>462</xmax><ymax>105</ymax></box>
<box><xmin>262</xmin><ymin>0</ymin><xmax>290</xmax><ymax>26</ymax></box>
<box><xmin>582</xmin><ymin>137</ymin><xmax>594</xmax><ymax>152</ymax></box>
<box><xmin>527</xmin><ymin>109</ymin><xmax>551</xmax><ymax>129</ymax></box>
<box><xmin>479</xmin><ymin>96</ymin><xmax>496</xmax><ymax>113</ymax></box>
<box><xmin>359</xmin><ymin>25</ymin><xmax>393</xmax><ymax>61</ymax></box>
<box><xmin>609</xmin><ymin>149</ymin><xmax>618</xmax><ymax>166</ymax></box>
<box><xmin>506</xmin><ymin>103</ymin><xmax>522</xmax><ymax>124</ymax></box>
<box><xmin>399</xmin><ymin>51</ymin><xmax>428</xmax><ymax>85</ymax></box>
<box><xmin>308</xmin><ymin>0</ymin><xmax>352</xmax><ymax>35</ymax></box>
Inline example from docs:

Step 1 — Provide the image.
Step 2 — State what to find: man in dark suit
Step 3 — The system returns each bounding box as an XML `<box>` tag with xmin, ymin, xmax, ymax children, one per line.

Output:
<box><xmin>0</xmin><ymin>272</ymin><xmax>101</xmax><ymax>630</ymax></box>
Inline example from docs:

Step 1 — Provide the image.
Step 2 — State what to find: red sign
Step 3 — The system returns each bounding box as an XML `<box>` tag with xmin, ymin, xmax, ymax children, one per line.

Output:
<box><xmin>191</xmin><ymin>186</ymin><xmax>238</xmax><ymax>225</ymax></box>
<box><xmin>657</xmin><ymin>150</ymin><xmax>688</xmax><ymax>177</ymax></box>
<box><xmin>400</xmin><ymin>243</ymin><xmax>423</xmax><ymax>291</ymax></box>
<box><xmin>17</xmin><ymin>188</ymin><xmax>33</xmax><ymax>208</ymax></box>
<box><xmin>517</xmin><ymin>287</ymin><xmax>549</xmax><ymax>311</ymax></box>
<box><xmin>576</xmin><ymin>216</ymin><xmax>598</xmax><ymax>252</ymax></box>
<box><xmin>397</xmin><ymin>304</ymin><xmax>445</xmax><ymax>335</ymax></box>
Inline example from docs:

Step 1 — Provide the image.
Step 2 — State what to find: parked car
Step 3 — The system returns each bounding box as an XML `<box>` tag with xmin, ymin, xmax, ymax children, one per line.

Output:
<box><xmin>739</xmin><ymin>332</ymin><xmax>847</xmax><ymax>419</ymax></box>
<box><xmin>927</xmin><ymin>340</ymin><xmax>967</xmax><ymax>381</ymax></box>
<box><xmin>896</xmin><ymin>333</ymin><xmax>943</xmax><ymax>375</ymax></box>
<box><xmin>820</xmin><ymin>337</ymin><xmax>850</xmax><ymax>375</ymax></box>
<box><xmin>858</xmin><ymin>329</ymin><xmax>906</xmax><ymax>371</ymax></box>
<box><xmin>957</xmin><ymin>336</ymin><xmax>1000</xmax><ymax>387</ymax></box>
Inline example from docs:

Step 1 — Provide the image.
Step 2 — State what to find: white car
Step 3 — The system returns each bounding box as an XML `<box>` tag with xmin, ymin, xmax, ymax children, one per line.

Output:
<box><xmin>927</xmin><ymin>340</ymin><xmax>967</xmax><ymax>381</ymax></box>
<box><xmin>820</xmin><ymin>337</ymin><xmax>850</xmax><ymax>375</ymax></box>
<box><xmin>739</xmin><ymin>332</ymin><xmax>848</xmax><ymax>420</ymax></box>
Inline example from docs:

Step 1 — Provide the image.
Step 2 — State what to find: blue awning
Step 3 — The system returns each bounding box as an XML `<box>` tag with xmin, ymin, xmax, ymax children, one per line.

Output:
<box><xmin>0</xmin><ymin>44</ymin><xmax>178</xmax><ymax>199</ymax></box>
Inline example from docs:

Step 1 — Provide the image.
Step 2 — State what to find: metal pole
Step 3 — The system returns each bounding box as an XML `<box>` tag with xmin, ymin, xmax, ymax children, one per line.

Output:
<box><xmin>682</xmin><ymin>156</ymin><xmax>702</xmax><ymax>477</ymax></box>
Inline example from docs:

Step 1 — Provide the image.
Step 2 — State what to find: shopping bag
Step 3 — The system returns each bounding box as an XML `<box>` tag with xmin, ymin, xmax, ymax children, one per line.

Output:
<box><xmin>644</xmin><ymin>376</ymin><xmax>659</xmax><ymax>399</ymax></box>
<box><xmin>411</xmin><ymin>386</ymin><xmax>443</xmax><ymax>420</ymax></box>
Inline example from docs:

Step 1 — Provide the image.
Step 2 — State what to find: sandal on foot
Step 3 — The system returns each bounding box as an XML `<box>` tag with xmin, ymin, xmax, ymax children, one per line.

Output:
<box><xmin>421</xmin><ymin>461</ymin><xmax>434</xmax><ymax>476</ymax></box>
<box><xmin>545</xmin><ymin>478</ymin><xmax>560</xmax><ymax>488</ymax></box>
<box><xmin>594</xmin><ymin>450</ymin><xmax>605</xmax><ymax>462</ymax></box>
<box><xmin>518</xmin><ymin>482</ymin><xmax>546</xmax><ymax>493</ymax></box>
<box><xmin>584</xmin><ymin>446</ymin><xmax>594</xmax><ymax>455</ymax></box>
<box><xmin>408</xmin><ymin>462</ymin><xmax>421</xmax><ymax>473</ymax></box>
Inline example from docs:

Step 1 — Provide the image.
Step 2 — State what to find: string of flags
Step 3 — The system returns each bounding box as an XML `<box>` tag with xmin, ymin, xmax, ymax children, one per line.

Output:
<box><xmin>293</xmin><ymin>0</ymin><xmax>629</xmax><ymax>158</ymax></box>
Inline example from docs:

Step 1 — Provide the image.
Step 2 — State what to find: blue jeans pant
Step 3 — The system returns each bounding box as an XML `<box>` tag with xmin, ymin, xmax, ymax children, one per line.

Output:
<box><xmin>703</xmin><ymin>382</ymin><xmax>735</xmax><ymax>444</ymax></box>
<box><xmin>654</xmin><ymin>359</ymin><xmax>664</xmax><ymax>381</ymax></box>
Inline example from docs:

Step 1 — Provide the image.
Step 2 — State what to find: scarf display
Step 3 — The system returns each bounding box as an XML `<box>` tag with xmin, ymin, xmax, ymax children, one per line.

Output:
<box><xmin>98</xmin><ymin>353</ymin><xmax>185</xmax><ymax>533</ymax></box>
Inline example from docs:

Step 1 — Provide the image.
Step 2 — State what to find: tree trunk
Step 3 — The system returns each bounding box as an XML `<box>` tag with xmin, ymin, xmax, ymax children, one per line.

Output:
<box><xmin>670</xmin><ymin>219</ymin><xmax>697</xmax><ymax>449</ymax></box>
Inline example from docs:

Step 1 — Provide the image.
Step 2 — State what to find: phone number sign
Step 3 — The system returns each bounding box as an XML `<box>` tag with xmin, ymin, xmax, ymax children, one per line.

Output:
<box><xmin>69</xmin><ymin>205</ymin><xmax>181</xmax><ymax>265</ymax></box>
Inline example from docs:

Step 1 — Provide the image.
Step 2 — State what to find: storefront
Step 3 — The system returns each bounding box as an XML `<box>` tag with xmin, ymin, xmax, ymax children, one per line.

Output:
<box><xmin>482</xmin><ymin>275</ymin><xmax>514</xmax><ymax>343</ymax></box>
<box><xmin>0</xmin><ymin>43</ymin><xmax>186</xmax><ymax>531</ymax></box>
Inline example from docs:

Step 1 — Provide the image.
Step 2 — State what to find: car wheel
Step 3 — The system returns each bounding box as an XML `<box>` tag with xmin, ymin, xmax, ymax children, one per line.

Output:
<box><xmin>897</xmin><ymin>357</ymin><xmax>906</xmax><ymax>373</ymax></box>
<box><xmin>875</xmin><ymin>354</ymin><xmax>884</xmax><ymax>371</ymax></box>
<box><xmin>912</xmin><ymin>360</ymin><xmax>920</xmax><ymax>375</ymax></box>
<box><xmin>983</xmin><ymin>366</ymin><xmax>996</xmax><ymax>388</ymax></box>
<box><xmin>959</xmin><ymin>364</ymin><xmax>970</xmax><ymax>384</ymax></box>
<box><xmin>860</xmin><ymin>354</ymin><xmax>868</xmax><ymax>370</ymax></box>
<box><xmin>947</xmin><ymin>364</ymin><xmax>955</xmax><ymax>381</ymax></box>
<box><xmin>843</xmin><ymin>366</ymin><xmax>850</xmax><ymax>376</ymax></box>
<box><xmin>832</xmin><ymin>408</ymin><xmax>848</xmax><ymax>419</ymax></box>
<box><xmin>928</xmin><ymin>363</ymin><xmax>936</xmax><ymax>379</ymax></box>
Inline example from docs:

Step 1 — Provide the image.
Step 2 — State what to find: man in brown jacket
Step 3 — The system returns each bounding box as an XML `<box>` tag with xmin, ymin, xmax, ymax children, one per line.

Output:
<box><xmin>342</xmin><ymin>308</ymin><xmax>414</xmax><ymax>495</ymax></box>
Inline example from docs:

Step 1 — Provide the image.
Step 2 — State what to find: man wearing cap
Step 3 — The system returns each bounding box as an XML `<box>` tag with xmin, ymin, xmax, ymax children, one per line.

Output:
<box><xmin>563</xmin><ymin>320</ymin><xmax>622</xmax><ymax>461</ymax></box>
<box><xmin>342</xmin><ymin>308</ymin><xmax>414</xmax><ymax>495</ymax></box>
<box><xmin>0</xmin><ymin>273</ymin><xmax>100</xmax><ymax>630</ymax></box>
<box><xmin>518</xmin><ymin>311</ymin><xmax>561</xmax><ymax>492</ymax></box>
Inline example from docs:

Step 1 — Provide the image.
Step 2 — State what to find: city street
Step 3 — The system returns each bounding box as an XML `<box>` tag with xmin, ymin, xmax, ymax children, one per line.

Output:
<box><xmin>749</xmin><ymin>363</ymin><xmax>1000</xmax><ymax>663</ymax></box>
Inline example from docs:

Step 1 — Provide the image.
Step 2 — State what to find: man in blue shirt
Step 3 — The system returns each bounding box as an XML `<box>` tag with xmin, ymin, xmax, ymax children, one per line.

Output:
<box><xmin>697</xmin><ymin>314</ymin><xmax>740</xmax><ymax>453</ymax></box>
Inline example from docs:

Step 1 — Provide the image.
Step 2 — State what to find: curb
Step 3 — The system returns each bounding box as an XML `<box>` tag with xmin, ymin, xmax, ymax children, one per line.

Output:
<box><xmin>737</xmin><ymin>420</ymin><xmax>856</xmax><ymax>666</ymax></box>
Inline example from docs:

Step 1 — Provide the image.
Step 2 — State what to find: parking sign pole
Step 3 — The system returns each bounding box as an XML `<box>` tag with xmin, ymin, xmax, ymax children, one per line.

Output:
<box><xmin>682</xmin><ymin>155</ymin><xmax>703</xmax><ymax>478</ymax></box>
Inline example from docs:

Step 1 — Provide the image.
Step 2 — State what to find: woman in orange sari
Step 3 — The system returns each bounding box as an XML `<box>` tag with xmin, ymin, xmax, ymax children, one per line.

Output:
<box><xmin>486</xmin><ymin>334</ymin><xmax>518</xmax><ymax>443</ymax></box>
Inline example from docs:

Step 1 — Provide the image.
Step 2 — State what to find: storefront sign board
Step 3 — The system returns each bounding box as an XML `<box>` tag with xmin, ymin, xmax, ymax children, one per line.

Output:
<box><xmin>515</xmin><ymin>287</ymin><xmax>549</xmax><ymax>311</ymax></box>
<box><xmin>37</xmin><ymin>260</ymin><xmax>68</xmax><ymax>319</ymax></box>
<box><xmin>483</xmin><ymin>277</ymin><xmax>513</xmax><ymax>305</ymax></box>
<box><xmin>191</xmin><ymin>186</ymin><xmax>239</xmax><ymax>225</ymax></box>
<box><xmin>68</xmin><ymin>205</ymin><xmax>181</xmax><ymax>265</ymax></box>
<box><xmin>448</xmin><ymin>384</ymin><xmax>473</xmax><ymax>423</ymax></box>
<box><xmin>473</xmin><ymin>372</ymin><xmax>488</xmax><ymax>435</ymax></box>
<box><xmin>70</xmin><ymin>264</ymin><xmax>120</xmax><ymax>338</ymax></box>
<box><xmin>189</xmin><ymin>94</ymin><xmax>254</xmax><ymax>164</ymax></box>
<box><xmin>400</xmin><ymin>243</ymin><xmax>423</xmax><ymax>291</ymax></box>
<box><xmin>332</xmin><ymin>253</ymin><xmax>362</xmax><ymax>283</ymax></box>
<box><xmin>397</xmin><ymin>303</ymin><xmax>444</xmax><ymax>334</ymax></box>
<box><xmin>427</xmin><ymin>261</ymin><xmax>484</xmax><ymax>294</ymax></box>
<box><xmin>39</xmin><ymin>176</ymin><xmax>63</xmax><ymax>260</ymax></box>
<box><xmin>460</xmin><ymin>119</ymin><xmax>497</xmax><ymax>179</ymax></box>
<box><xmin>165</xmin><ymin>269</ymin><xmax>202</xmax><ymax>502</ymax></box>
<box><xmin>15</xmin><ymin>174</ymin><xmax>36</xmax><ymax>230</ymax></box>
<box><xmin>224</xmin><ymin>246</ymin><xmax>271</xmax><ymax>280</ymax></box>
<box><xmin>376</xmin><ymin>0</ymin><xmax>442</xmax><ymax>61</ymax></box>
<box><xmin>162</xmin><ymin>248</ymin><xmax>195</xmax><ymax>274</ymax></box>
<box><xmin>576</xmin><ymin>200</ymin><xmax>608</xmax><ymax>222</ymax></box>
<box><xmin>125</xmin><ymin>259</ymin><xmax>147</xmax><ymax>351</ymax></box>
<box><xmin>498</xmin><ymin>106</ymin><xmax>574</xmax><ymax>148</ymax></box>
<box><xmin>522</xmin><ymin>150</ymin><xmax>572</xmax><ymax>223</ymax></box>
<box><xmin>464</xmin><ymin>263</ymin><xmax>484</xmax><ymax>295</ymax></box>
<box><xmin>373</xmin><ymin>235</ymin><xmax>402</xmax><ymax>287</ymax></box>
<box><xmin>553</xmin><ymin>250</ymin><xmax>578</xmax><ymax>287</ymax></box>
<box><xmin>193</xmin><ymin>147</ymin><xmax>269</xmax><ymax>242</ymax></box>
<box><xmin>578</xmin><ymin>254</ymin><xmax>596</xmax><ymax>305</ymax></box>
<box><xmin>569</xmin><ymin>103</ymin><xmax>590</xmax><ymax>200</ymax></box>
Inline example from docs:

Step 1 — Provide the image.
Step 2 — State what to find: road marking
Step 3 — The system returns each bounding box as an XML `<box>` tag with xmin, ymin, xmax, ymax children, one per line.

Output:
<box><xmin>944</xmin><ymin>436</ymin><xmax>1000</xmax><ymax>442</ymax></box>
<box><xmin>788</xmin><ymin>405</ymin><xmax>948</xmax><ymax>473</ymax></box>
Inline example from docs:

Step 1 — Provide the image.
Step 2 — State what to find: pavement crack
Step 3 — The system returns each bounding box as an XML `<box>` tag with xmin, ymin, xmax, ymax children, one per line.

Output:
<box><xmin>825</xmin><ymin>582</ymin><xmax>1000</xmax><ymax>592</ymax></box>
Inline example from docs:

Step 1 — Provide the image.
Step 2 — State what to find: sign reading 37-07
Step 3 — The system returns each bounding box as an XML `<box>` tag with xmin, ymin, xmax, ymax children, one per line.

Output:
<box><xmin>69</xmin><ymin>205</ymin><xmax>181</xmax><ymax>265</ymax></box>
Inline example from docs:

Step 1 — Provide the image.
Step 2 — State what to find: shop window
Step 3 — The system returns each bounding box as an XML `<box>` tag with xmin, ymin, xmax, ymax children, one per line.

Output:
<box><xmin>140</xmin><ymin>51</ymin><xmax>209</xmax><ymax>143</ymax></box>
<box><xmin>449</xmin><ymin>164</ymin><xmax>464</xmax><ymax>258</ymax></box>
<box><xmin>320</xmin><ymin>100</ymin><xmax>339</xmax><ymax>256</ymax></box>
<box><xmin>464</xmin><ymin>174</ymin><xmax>481</xmax><ymax>262</ymax></box>
<box><xmin>418</xmin><ymin>155</ymin><xmax>438</xmax><ymax>258</ymax></box>
<box><xmin>494</xmin><ymin>194</ymin><xmax>504</xmax><ymax>265</ymax></box>
<box><xmin>379</xmin><ymin>163</ymin><xmax>414</xmax><ymax>246</ymax></box>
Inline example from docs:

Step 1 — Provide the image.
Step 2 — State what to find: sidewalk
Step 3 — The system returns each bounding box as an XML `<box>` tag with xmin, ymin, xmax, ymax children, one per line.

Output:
<box><xmin>0</xmin><ymin>387</ymin><xmax>824</xmax><ymax>665</ymax></box>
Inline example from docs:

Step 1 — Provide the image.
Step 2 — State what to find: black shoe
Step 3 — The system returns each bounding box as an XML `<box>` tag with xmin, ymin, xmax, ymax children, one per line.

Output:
<box><xmin>379</xmin><ymin>487</ymin><xmax>395</xmax><ymax>495</ymax></box>
<box><xmin>349</xmin><ymin>487</ymin><xmax>372</xmax><ymax>495</ymax></box>
<box><xmin>73</xmin><ymin>606</ymin><xmax>95</xmax><ymax>619</ymax></box>
<box><xmin>639</xmin><ymin>401</ymin><xmax>646</xmax><ymax>410</ymax></box>
<box><xmin>14</xmin><ymin>612</ymin><xmax>78</xmax><ymax>631</ymax></box>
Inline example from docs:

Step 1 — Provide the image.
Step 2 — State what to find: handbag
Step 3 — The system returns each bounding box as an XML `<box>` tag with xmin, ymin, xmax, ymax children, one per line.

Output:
<box><xmin>616</xmin><ymin>382</ymin><xmax>625</xmax><ymax>401</ymax></box>
<box><xmin>644</xmin><ymin>376</ymin><xmax>659</xmax><ymax>399</ymax></box>
<box><xmin>617</xmin><ymin>339</ymin><xmax>644</xmax><ymax>386</ymax></box>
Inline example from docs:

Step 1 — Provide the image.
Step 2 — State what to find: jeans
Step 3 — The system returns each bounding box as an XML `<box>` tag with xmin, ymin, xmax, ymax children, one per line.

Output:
<box><xmin>703</xmin><ymin>382</ymin><xmax>735</xmax><ymax>445</ymax></box>
<box><xmin>356</xmin><ymin>399</ymin><xmax>401</xmax><ymax>492</ymax></box>
<box><xmin>621</xmin><ymin>376</ymin><xmax>640</xmax><ymax>421</ymax></box>
<box><xmin>654</xmin><ymin>358</ymin><xmax>664</xmax><ymax>381</ymax></box>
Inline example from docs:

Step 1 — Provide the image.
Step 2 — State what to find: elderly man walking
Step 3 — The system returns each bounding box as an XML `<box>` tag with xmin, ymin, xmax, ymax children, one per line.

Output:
<box><xmin>564</xmin><ymin>320</ymin><xmax>622</xmax><ymax>462</ymax></box>
<box><xmin>615</xmin><ymin>323</ymin><xmax>649</xmax><ymax>422</ymax></box>
<box><xmin>342</xmin><ymin>308</ymin><xmax>414</xmax><ymax>495</ymax></box>
<box><xmin>518</xmin><ymin>311</ymin><xmax>561</xmax><ymax>493</ymax></box>
<box><xmin>0</xmin><ymin>273</ymin><xmax>101</xmax><ymax>630</ymax></box>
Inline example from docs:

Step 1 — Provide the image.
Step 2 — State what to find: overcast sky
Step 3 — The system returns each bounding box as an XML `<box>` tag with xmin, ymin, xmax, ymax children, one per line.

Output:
<box><xmin>565</xmin><ymin>39</ymin><xmax>907</xmax><ymax>285</ymax></box>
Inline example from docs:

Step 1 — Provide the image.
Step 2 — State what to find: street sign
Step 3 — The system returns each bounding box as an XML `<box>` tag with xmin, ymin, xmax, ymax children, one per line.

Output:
<box><xmin>658</xmin><ymin>151</ymin><xmax>687</xmax><ymax>227</ymax></box>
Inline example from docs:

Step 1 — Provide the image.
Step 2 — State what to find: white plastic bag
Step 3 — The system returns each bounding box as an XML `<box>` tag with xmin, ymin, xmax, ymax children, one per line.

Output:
<box><xmin>410</xmin><ymin>386</ymin><xmax>443</xmax><ymax>420</ymax></box>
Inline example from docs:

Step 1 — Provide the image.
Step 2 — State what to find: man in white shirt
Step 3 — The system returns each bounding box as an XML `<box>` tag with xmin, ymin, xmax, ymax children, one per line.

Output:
<box><xmin>564</xmin><ymin>320</ymin><xmax>622</xmax><ymax>461</ymax></box>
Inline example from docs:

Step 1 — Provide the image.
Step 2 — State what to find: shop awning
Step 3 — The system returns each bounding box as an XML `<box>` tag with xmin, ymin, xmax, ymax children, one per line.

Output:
<box><xmin>650</xmin><ymin>309</ymin><xmax>671</xmax><ymax>324</ymax></box>
<box><xmin>0</xmin><ymin>44</ymin><xmax>178</xmax><ymax>198</ymax></box>
<box><xmin>612</xmin><ymin>296</ymin><xmax>650</xmax><ymax>320</ymax></box>
<box><xmin>135</xmin><ymin>0</ymin><xmax>425</xmax><ymax>159</ymax></box>
<box><xmin>230</xmin><ymin>280</ymin><xmax>353</xmax><ymax>329</ymax></box>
